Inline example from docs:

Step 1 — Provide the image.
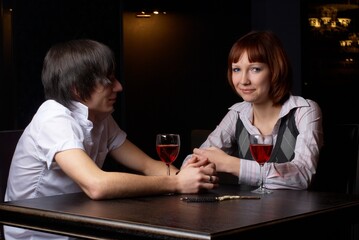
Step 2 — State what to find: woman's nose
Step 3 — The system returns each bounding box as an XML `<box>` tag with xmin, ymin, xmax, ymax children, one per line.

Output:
<box><xmin>239</xmin><ymin>73</ymin><xmax>250</xmax><ymax>85</ymax></box>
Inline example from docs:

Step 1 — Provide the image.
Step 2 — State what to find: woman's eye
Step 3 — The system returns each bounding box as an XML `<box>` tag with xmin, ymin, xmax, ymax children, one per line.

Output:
<box><xmin>232</xmin><ymin>67</ymin><xmax>240</xmax><ymax>72</ymax></box>
<box><xmin>251</xmin><ymin>67</ymin><xmax>261</xmax><ymax>72</ymax></box>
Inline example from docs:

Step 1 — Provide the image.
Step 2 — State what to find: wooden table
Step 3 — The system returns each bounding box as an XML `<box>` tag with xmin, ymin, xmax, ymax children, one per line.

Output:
<box><xmin>1</xmin><ymin>185</ymin><xmax>359</xmax><ymax>240</ymax></box>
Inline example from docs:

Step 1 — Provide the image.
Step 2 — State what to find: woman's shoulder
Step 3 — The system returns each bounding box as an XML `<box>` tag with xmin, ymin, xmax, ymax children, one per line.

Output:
<box><xmin>287</xmin><ymin>96</ymin><xmax>322</xmax><ymax>119</ymax></box>
<box><xmin>289</xmin><ymin>95</ymin><xmax>320</xmax><ymax>109</ymax></box>
<box><xmin>228</xmin><ymin>101</ymin><xmax>250</xmax><ymax>112</ymax></box>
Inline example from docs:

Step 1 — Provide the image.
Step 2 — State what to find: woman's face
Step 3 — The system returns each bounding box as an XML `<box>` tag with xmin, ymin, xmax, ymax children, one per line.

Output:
<box><xmin>84</xmin><ymin>75</ymin><xmax>123</xmax><ymax>121</ymax></box>
<box><xmin>231</xmin><ymin>51</ymin><xmax>271</xmax><ymax>105</ymax></box>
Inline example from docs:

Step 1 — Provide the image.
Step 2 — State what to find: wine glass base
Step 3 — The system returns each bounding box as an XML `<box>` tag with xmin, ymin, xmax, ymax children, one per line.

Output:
<box><xmin>251</xmin><ymin>187</ymin><xmax>272</xmax><ymax>194</ymax></box>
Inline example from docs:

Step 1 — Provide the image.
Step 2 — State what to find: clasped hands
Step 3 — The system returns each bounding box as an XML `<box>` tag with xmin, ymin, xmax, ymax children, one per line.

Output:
<box><xmin>182</xmin><ymin>146</ymin><xmax>228</xmax><ymax>184</ymax></box>
<box><xmin>176</xmin><ymin>147</ymin><xmax>231</xmax><ymax>193</ymax></box>
<box><xmin>190</xmin><ymin>146</ymin><xmax>240</xmax><ymax>179</ymax></box>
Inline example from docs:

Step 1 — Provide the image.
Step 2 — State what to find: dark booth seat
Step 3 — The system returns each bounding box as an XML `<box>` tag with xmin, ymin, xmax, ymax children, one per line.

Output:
<box><xmin>310</xmin><ymin>124</ymin><xmax>359</xmax><ymax>195</ymax></box>
<box><xmin>0</xmin><ymin>130</ymin><xmax>23</xmax><ymax>240</ymax></box>
<box><xmin>0</xmin><ymin>130</ymin><xmax>23</xmax><ymax>201</ymax></box>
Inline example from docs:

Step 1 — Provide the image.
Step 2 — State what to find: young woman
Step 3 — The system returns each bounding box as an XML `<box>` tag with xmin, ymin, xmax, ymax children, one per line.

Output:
<box><xmin>185</xmin><ymin>31</ymin><xmax>323</xmax><ymax>190</ymax></box>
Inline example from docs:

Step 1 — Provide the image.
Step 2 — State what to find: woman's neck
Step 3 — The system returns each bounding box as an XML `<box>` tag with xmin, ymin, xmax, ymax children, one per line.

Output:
<box><xmin>252</xmin><ymin>103</ymin><xmax>281</xmax><ymax>135</ymax></box>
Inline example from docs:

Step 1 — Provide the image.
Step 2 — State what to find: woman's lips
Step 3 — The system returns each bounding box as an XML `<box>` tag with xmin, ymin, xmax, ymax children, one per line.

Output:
<box><xmin>240</xmin><ymin>88</ymin><xmax>255</xmax><ymax>94</ymax></box>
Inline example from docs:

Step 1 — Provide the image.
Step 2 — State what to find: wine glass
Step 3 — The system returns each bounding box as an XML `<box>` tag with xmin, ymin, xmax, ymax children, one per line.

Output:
<box><xmin>156</xmin><ymin>134</ymin><xmax>180</xmax><ymax>176</ymax></box>
<box><xmin>249</xmin><ymin>134</ymin><xmax>273</xmax><ymax>194</ymax></box>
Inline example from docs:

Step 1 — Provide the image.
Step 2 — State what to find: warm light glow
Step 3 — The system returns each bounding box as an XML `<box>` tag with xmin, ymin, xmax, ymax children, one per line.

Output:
<box><xmin>308</xmin><ymin>5</ymin><xmax>353</xmax><ymax>33</ymax></box>
<box><xmin>136</xmin><ymin>13</ymin><xmax>151</xmax><ymax>18</ymax></box>
<box><xmin>321</xmin><ymin>17</ymin><xmax>331</xmax><ymax>24</ymax></box>
<box><xmin>309</xmin><ymin>18</ymin><xmax>321</xmax><ymax>28</ymax></box>
<box><xmin>135</xmin><ymin>9</ymin><xmax>167</xmax><ymax>18</ymax></box>
<box><xmin>136</xmin><ymin>14</ymin><xmax>151</xmax><ymax>18</ymax></box>
<box><xmin>340</xmin><ymin>40</ymin><xmax>347</xmax><ymax>46</ymax></box>
<box><xmin>339</xmin><ymin>33</ymin><xmax>359</xmax><ymax>53</ymax></box>
<box><xmin>338</xmin><ymin>18</ymin><xmax>351</xmax><ymax>27</ymax></box>
<box><xmin>136</xmin><ymin>11</ymin><xmax>151</xmax><ymax>18</ymax></box>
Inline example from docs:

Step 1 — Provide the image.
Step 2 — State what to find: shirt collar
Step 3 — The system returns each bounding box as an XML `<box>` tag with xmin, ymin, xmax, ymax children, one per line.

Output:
<box><xmin>70</xmin><ymin>101</ymin><xmax>114</xmax><ymax>127</ymax></box>
<box><xmin>71</xmin><ymin>101</ymin><xmax>90</xmax><ymax>120</ymax></box>
<box><xmin>279</xmin><ymin>95</ymin><xmax>309</xmax><ymax>118</ymax></box>
<box><xmin>229</xmin><ymin>95</ymin><xmax>310</xmax><ymax>119</ymax></box>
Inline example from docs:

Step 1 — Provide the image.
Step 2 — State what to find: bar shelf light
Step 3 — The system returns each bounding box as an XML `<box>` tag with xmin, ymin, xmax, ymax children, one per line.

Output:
<box><xmin>308</xmin><ymin>5</ymin><xmax>352</xmax><ymax>32</ymax></box>
<box><xmin>340</xmin><ymin>32</ymin><xmax>359</xmax><ymax>53</ymax></box>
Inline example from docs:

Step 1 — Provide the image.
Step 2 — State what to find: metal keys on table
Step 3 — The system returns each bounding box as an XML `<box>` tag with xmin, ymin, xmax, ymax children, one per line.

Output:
<box><xmin>180</xmin><ymin>195</ymin><xmax>260</xmax><ymax>202</ymax></box>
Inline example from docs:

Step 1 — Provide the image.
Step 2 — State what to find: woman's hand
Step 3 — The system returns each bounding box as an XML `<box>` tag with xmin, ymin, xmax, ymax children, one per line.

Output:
<box><xmin>193</xmin><ymin>147</ymin><xmax>240</xmax><ymax>176</ymax></box>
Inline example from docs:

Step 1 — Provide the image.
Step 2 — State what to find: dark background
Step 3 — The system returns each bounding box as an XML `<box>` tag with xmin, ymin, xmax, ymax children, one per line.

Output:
<box><xmin>1</xmin><ymin>0</ymin><xmax>358</xmax><ymax>167</ymax></box>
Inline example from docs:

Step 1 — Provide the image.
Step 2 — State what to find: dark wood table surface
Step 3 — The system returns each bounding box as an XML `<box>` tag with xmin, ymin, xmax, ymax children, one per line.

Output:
<box><xmin>1</xmin><ymin>185</ymin><xmax>359</xmax><ymax>240</ymax></box>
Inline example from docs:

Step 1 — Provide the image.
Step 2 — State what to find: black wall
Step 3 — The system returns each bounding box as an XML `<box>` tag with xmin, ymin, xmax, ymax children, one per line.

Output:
<box><xmin>8</xmin><ymin>0</ymin><xmax>123</xmax><ymax>129</ymax></box>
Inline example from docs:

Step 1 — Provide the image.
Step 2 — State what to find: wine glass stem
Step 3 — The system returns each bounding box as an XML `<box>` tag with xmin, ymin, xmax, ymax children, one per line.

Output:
<box><xmin>260</xmin><ymin>164</ymin><xmax>264</xmax><ymax>189</ymax></box>
<box><xmin>167</xmin><ymin>164</ymin><xmax>170</xmax><ymax>176</ymax></box>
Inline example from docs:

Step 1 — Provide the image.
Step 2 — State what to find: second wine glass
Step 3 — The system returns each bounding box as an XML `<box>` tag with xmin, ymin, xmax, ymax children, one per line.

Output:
<box><xmin>249</xmin><ymin>134</ymin><xmax>273</xmax><ymax>194</ymax></box>
<box><xmin>156</xmin><ymin>134</ymin><xmax>180</xmax><ymax>176</ymax></box>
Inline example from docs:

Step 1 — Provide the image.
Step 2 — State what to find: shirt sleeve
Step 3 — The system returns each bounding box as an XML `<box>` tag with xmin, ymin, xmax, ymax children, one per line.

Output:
<box><xmin>182</xmin><ymin>109</ymin><xmax>240</xmax><ymax>165</ymax></box>
<box><xmin>34</xmin><ymin>112</ymin><xmax>86</xmax><ymax>169</ymax></box>
<box><xmin>261</xmin><ymin>100</ymin><xmax>323</xmax><ymax>190</ymax></box>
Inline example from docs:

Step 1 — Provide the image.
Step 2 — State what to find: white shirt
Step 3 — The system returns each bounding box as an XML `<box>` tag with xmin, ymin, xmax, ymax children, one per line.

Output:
<box><xmin>184</xmin><ymin>95</ymin><xmax>323</xmax><ymax>190</ymax></box>
<box><xmin>4</xmin><ymin>100</ymin><xmax>126</xmax><ymax>240</ymax></box>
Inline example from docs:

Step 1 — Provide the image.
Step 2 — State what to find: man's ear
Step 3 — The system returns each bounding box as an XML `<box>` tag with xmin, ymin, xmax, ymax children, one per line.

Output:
<box><xmin>72</xmin><ymin>87</ymin><xmax>81</xmax><ymax>100</ymax></box>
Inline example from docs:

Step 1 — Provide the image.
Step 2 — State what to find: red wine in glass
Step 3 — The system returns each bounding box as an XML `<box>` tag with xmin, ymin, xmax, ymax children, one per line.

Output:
<box><xmin>156</xmin><ymin>134</ymin><xmax>180</xmax><ymax>175</ymax></box>
<box><xmin>156</xmin><ymin>144</ymin><xmax>179</xmax><ymax>165</ymax></box>
<box><xmin>249</xmin><ymin>144</ymin><xmax>273</xmax><ymax>165</ymax></box>
<box><xmin>249</xmin><ymin>134</ymin><xmax>273</xmax><ymax>194</ymax></box>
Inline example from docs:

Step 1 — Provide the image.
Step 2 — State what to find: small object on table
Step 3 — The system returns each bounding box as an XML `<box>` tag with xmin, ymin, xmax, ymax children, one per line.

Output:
<box><xmin>180</xmin><ymin>195</ymin><xmax>260</xmax><ymax>202</ymax></box>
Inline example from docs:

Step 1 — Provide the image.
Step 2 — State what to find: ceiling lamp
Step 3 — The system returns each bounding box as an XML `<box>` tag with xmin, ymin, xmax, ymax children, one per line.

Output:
<box><xmin>136</xmin><ymin>9</ymin><xmax>167</xmax><ymax>18</ymax></box>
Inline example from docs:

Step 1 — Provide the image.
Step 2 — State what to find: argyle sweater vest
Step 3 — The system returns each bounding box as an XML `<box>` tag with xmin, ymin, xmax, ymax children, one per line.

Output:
<box><xmin>235</xmin><ymin>109</ymin><xmax>299</xmax><ymax>163</ymax></box>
